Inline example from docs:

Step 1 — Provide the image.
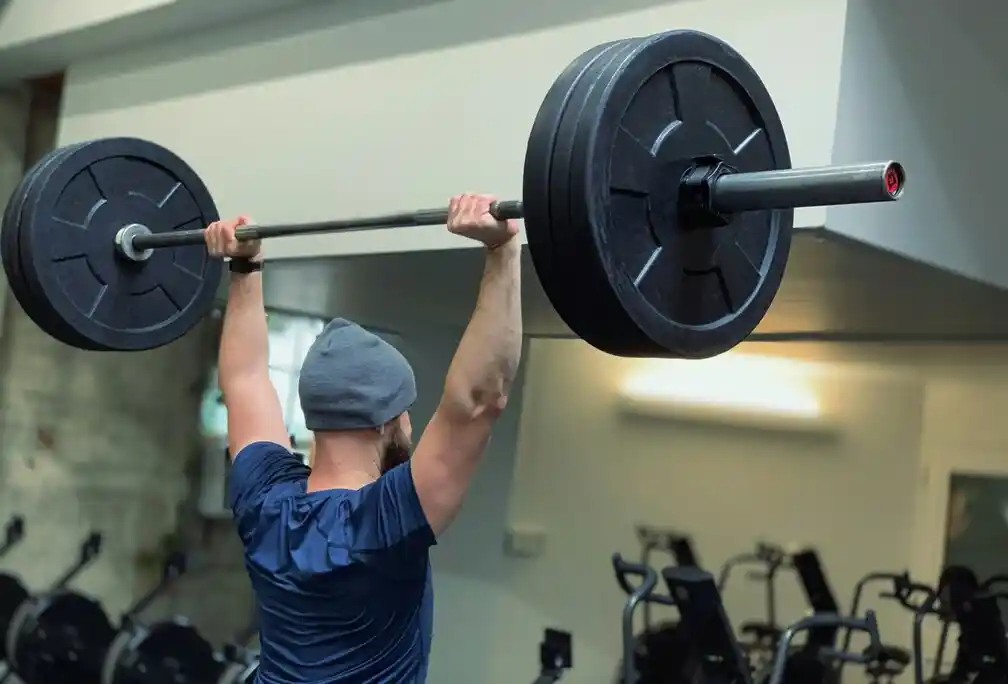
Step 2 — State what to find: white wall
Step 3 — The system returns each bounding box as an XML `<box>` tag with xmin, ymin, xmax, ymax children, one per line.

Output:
<box><xmin>58</xmin><ymin>0</ymin><xmax>847</xmax><ymax>259</ymax></box>
<box><xmin>829</xmin><ymin>0</ymin><xmax>1008</xmax><ymax>288</ymax></box>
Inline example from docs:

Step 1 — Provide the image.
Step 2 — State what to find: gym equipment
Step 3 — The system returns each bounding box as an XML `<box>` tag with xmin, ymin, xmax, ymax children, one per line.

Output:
<box><xmin>0</xmin><ymin>515</ymin><xmax>27</xmax><ymax>666</ymax></box>
<box><xmin>215</xmin><ymin>611</ymin><xmax>260</xmax><ymax>684</ymax></box>
<box><xmin>532</xmin><ymin>628</ymin><xmax>572</xmax><ymax>684</ymax></box>
<box><xmin>661</xmin><ymin>565</ymin><xmax>882</xmax><ymax>684</ymax></box>
<box><xmin>0</xmin><ymin>31</ymin><xmax>906</xmax><ymax>358</ymax></box>
<box><xmin>634</xmin><ymin>525</ymin><xmax>698</xmax><ymax>633</ymax></box>
<box><xmin>763</xmin><ymin>548</ymin><xmax>844</xmax><ymax>684</ymax></box>
<box><xmin>4</xmin><ymin>531</ymin><xmax>113</xmax><ymax>684</ymax></box>
<box><xmin>841</xmin><ymin>571</ymin><xmax>918</xmax><ymax>684</ymax></box>
<box><xmin>611</xmin><ymin>553</ymin><xmax>687</xmax><ymax>684</ymax></box>
<box><xmin>101</xmin><ymin>552</ymin><xmax>224</xmax><ymax>684</ymax></box>
<box><xmin>717</xmin><ymin>542</ymin><xmax>786</xmax><ymax>654</ymax></box>
<box><xmin>763</xmin><ymin>610</ymin><xmax>882</xmax><ymax>684</ymax></box>
<box><xmin>925</xmin><ymin>567</ymin><xmax>1007</xmax><ymax>684</ymax></box>
<box><xmin>0</xmin><ymin>517</ymin><xmax>24</xmax><ymax>559</ymax></box>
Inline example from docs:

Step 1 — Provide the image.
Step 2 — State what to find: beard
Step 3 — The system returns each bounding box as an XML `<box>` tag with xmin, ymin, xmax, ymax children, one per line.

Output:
<box><xmin>380</xmin><ymin>431</ymin><xmax>412</xmax><ymax>474</ymax></box>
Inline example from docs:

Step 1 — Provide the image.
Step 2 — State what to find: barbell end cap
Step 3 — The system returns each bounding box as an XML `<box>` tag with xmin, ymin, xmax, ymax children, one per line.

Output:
<box><xmin>882</xmin><ymin>161</ymin><xmax>906</xmax><ymax>200</ymax></box>
<box><xmin>115</xmin><ymin>224</ymin><xmax>156</xmax><ymax>263</ymax></box>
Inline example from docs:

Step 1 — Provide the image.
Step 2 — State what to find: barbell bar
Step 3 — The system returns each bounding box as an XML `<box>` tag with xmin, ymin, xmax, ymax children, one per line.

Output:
<box><xmin>118</xmin><ymin>161</ymin><xmax>903</xmax><ymax>256</ymax></box>
<box><xmin>0</xmin><ymin>30</ymin><xmax>907</xmax><ymax>358</ymax></box>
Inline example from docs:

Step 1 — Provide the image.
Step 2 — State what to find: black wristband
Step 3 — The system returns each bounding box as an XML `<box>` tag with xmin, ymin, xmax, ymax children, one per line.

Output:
<box><xmin>229</xmin><ymin>258</ymin><xmax>263</xmax><ymax>274</ymax></box>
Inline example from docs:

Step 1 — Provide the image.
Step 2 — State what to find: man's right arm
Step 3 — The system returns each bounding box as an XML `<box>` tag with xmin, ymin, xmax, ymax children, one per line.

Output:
<box><xmin>411</xmin><ymin>236</ymin><xmax>522</xmax><ymax>536</ymax></box>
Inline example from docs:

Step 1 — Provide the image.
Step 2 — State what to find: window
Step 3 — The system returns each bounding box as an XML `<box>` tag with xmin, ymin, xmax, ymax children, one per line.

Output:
<box><xmin>199</xmin><ymin>311</ymin><xmax>326</xmax><ymax>445</ymax></box>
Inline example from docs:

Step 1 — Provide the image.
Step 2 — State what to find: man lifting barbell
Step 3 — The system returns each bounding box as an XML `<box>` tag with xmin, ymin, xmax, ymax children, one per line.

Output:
<box><xmin>211</xmin><ymin>193</ymin><xmax>521</xmax><ymax>684</ymax></box>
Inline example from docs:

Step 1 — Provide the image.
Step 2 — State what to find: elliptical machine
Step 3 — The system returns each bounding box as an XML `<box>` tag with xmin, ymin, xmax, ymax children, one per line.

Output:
<box><xmin>634</xmin><ymin>525</ymin><xmax>700</xmax><ymax>655</ymax></box>
<box><xmin>612</xmin><ymin>553</ymin><xmax>687</xmax><ymax>684</ymax></box>
<box><xmin>665</xmin><ymin>564</ymin><xmax>883</xmax><ymax>684</ymax></box>
<box><xmin>841</xmin><ymin>570</ymin><xmax>925</xmax><ymax>683</ymax></box>
<box><xmin>717</xmin><ymin>542</ymin><xmax>787</xmax><ymax>665</ymax></box>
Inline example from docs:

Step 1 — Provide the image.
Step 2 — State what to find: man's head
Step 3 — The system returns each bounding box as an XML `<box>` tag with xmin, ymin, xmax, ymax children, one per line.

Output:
<box><xmin>299</xmin><ymin>319</ymin><xmax>417</xmax><ymax>474</ymax></box>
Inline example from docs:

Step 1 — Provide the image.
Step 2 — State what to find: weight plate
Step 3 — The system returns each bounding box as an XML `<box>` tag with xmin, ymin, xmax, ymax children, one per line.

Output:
<box><xmin>3</xmin><ymin>145</ymin><xmax>100</xmax><ymax>349</ymax></box>
<box><xmin>564</xmin><ymin>30</ymin><xmax>792</xmax><ymax>359</ymax></box>
<box><xmin>0</xmin><ymin>574</ymin><xmax>28</xmax><ymax>661</ymax></box>
<box><xmin>522</xmin><ymin>39</ymin><xmax>624</xmax><ymax>312</ymax></box>
<box><xmin>21</xmin><ymin>138</ymin><xmax>222</xmax><ymax>351</ymax></box>
<box><xmin>5</xmin><ymin>596</ymin><xmax>37</xmax><ymax>670</ymax></box>
<box><xmin>101</xmin><ymin>628</ymin><xmax>135</xmax><ymax>684</ymax></box>
<box><xmin>17</xmin><ymin>144</ymin><xmax>108</xmax><ymax>350</ymax></box>
<box><xmin>547</xmin><ymin>38</ymin><xmax>653</xmax><ymax>355</ymax></box>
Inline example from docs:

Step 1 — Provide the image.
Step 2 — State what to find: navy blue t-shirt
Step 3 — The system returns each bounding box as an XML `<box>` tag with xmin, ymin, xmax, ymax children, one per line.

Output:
<box><xmin>228</xmin><ymin>442</ymin><xmax>436</xmax><ymax>684</ymax></box>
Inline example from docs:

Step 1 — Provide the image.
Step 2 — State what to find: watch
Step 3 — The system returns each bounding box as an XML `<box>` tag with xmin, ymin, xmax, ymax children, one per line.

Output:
<box><xmin>229</xmin><ymin>258</ymin><xmax>263</xmax><ymax>274</ymax></box>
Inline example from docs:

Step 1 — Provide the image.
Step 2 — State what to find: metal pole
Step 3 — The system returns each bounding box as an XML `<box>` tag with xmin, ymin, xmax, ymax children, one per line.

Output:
<box><xmin>710</xmin><ymin>161</ymin><xmax>905</xmax><ymax>213</ymax></box>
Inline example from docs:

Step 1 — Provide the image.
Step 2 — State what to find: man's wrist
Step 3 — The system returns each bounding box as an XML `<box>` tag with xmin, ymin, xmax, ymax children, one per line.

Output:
<box><xmin>229</xmin><ymin>254</ymin><xmax>264</xmax><ymax>274</ymax></box>
<box><xmin>486</xmin><ymin>237</ymin><xmax>520</xmax><ymax>255</ymax></box>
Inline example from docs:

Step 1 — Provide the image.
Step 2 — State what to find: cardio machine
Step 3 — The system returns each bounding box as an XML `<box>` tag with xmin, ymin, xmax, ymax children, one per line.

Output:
<box><xmin>664</xmin><ymin>564</ymin><xmax>882</xmax><ymax>684</ymax></box>
<box><xmin>717</xmin><ymin>542</ymin><xmax>787</xmax><ymax>658</ymax></box>
<box><xmin>612</xmin><ymin>553</ymin><xmax>690</xmax><ymax>684</ymax></box>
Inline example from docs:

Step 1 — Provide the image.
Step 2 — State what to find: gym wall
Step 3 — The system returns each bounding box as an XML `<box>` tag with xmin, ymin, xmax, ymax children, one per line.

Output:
<box><xmin>829</xmin><ymin>0</ymin><xmax>1008</xmax><ymax>289</ymax></box>
<box><xmin>55</xmin><ymin>0</ymin><xmax>846</xmax><ymax>260</ymax></box>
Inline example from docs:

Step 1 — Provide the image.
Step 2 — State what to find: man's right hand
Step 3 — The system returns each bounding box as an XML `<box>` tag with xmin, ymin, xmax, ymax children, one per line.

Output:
<box><xmin>205</xmin><ymin>215</ymin><xmax>263</xmax><ymax>260</ymax></box>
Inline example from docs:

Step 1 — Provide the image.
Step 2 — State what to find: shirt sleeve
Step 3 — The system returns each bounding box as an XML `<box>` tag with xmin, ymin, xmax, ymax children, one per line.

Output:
<box><xmin>348</xmin><ymin>460</ymin><xmax>436</xmax><ymax>554</ymax></box>
<box><xmin>228</xmin><ymin>441</ymin><xmax>310</xmax><ymax>520</ymax></box>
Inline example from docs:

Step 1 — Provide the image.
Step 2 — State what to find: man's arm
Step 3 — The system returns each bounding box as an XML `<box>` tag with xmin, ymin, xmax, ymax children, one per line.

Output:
<box><xmin>411</xmin><ymin>236</ymin><xmax>522</xmax><ymax>536</ymax></box>
<box><xmin>210</xmin><ymin>219</ymin><xmax>289</xmax><ymax>458</ymax></box>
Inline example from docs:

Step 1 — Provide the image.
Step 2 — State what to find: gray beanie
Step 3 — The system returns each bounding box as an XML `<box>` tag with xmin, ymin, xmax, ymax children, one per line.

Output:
<box><xmin>298</xmin><ymin>319</ymin><xmax>417</xmax><ymax>431</ymax></box>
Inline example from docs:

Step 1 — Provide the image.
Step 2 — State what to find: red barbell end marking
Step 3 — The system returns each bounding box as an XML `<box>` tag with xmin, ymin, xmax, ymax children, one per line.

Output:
<box><xmin>883</xmin><ymin>162</ymin><xmax>905</xmax><ymax>199</ymax></box>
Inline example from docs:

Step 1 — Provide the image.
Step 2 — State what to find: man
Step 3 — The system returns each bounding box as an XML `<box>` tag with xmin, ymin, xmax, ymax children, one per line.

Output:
<box><xmin>206</xmin><ymin>193</ymin><xmax>522</xmax><ymax>684</ymax></box>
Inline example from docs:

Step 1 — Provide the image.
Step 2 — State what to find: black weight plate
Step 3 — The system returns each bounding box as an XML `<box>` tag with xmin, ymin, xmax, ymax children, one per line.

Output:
<box><xmin>522</xmin><ymin>39</ymin><xmax>623</xmax><ymax>312</ymax></box>
<box><xmin>564</xmin><ymin>30</ymin><xmax>792</xmax><ymax>358</ymax></box>
<box><xmin>16</xmin><ymin>144</ymin><xmax>107</xmax><ymax>350</ymax></box>
<box><xmin>3</xmin><ymin>145</ymin><xmax>98</xmax><ymax>348</ymax></box>
<box><xmin>1</xmin><ymin>153</ymin><xmax>47</xmax><ymax>323</ymax></box>
<box><xmin>0</xmin><ymin>573</ymin><xmax>28</xmax><ymax>660</ymax></box>
<box><xmin>546</xmin><ymin>38</ymin><xmax>652</xmax><ymax>351</ymax></box>
<box><xmin>21</xmin><ymin>138</ymin><xmax>221</xmax><ymax>351</ymax></box>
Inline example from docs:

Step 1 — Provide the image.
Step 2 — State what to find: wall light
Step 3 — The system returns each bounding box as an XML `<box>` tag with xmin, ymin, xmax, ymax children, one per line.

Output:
<box><xmin>616</xmin><ymin>353</ymin><xmax>832</xmax><ymax>433</ymax></box>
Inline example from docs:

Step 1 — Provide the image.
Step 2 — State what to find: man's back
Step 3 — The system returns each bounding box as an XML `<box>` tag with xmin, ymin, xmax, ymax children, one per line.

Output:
<box><xmin>229</xmin><ymin>442</ymin><xmax>436</xmax><ymax>684</ymax></box>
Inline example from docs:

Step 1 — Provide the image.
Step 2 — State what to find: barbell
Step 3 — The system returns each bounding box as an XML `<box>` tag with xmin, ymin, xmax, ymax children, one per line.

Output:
<box><xmin>0</xmin><ymin>31</ymin><xmax>905</xmax><ymax>358</ymax></box>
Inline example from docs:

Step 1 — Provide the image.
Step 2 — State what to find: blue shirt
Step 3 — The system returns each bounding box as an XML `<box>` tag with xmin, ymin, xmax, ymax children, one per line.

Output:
<box><xmin>228</xmin><ymin>442</ymin><xmax>436</xmax><ymax>684</ymax></box>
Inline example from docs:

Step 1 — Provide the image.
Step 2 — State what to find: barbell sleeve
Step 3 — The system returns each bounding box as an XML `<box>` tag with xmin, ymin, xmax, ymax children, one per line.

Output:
<box><xmin>709</xmin><ymin>161</ymin><xmax>905</xmax><ymax>213</ymax></box>
<box><xmin>125</xmin><ymin>200</ymin><xmax>526</xmax><ymax>252</ymax></box>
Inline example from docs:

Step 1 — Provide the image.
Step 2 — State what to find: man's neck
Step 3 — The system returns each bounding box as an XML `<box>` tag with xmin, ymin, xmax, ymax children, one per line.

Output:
<box><xmin>308</xmin><ymin>433</ymin><xmax>382</xmax><ymax>492</ymax></box>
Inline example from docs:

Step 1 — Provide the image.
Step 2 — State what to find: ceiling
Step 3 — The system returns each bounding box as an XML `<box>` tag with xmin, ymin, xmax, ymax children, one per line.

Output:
<box><xmin>0</xmin><ymin>0</ymin><xmax>324</xmax><ymax>81</ymax></box>
<box><xmin>252</xmin><ymin>229</ymin><xmax>1008</xmax><ymax>347</ymax></box>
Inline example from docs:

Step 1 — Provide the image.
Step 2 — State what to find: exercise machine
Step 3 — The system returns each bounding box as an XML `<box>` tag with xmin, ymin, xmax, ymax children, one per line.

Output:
<box><xmin>908</xmin><ymin>566</ymin><xmax>1008</xmax><ymax>684</ymax></box>
<box><xmin>662</xmin><ymin>565</ymin><xmax>882</xmax><ymax>684</ymax></box>
<box><xmin>634</xmin><ymin>525</ymin><xmax>699</xmax><ymax>638</ymax></box>
<box><xmin>101</xmin><ymin>551</ymin><xmax>224</xmax><ymax>684</ymax></box>
<box><xmin>717</xmin><ymin>542</ymin><xmax>787</xmax><ymax>662</ymax></box>
<box><xmin>0</xmin><ymin>515</ymin><xmax>27</xmax><ymax>663</ymax></box>
<box><xmin>3</xmin><ymin>531</ymin><xmax>113</xmax><ymax>684</ymax></box>
<box><xmin>532</xmin><ymin>628</ymin><xmax>572</xmax><ymax>684</ymax></box>
<box><xmin>841</xmin><ymin>570</ymin><xmax>921</xmax><ymax>683</ymax></box>
<box><xmin>612</xmin><ymin>553</ymin><xmax>688</xmax><ymax>684</ymax></box>
<box><xmin>215</xmin><ymin>611</ymin><xmax>260</xmax><ymax>684</ymax></box>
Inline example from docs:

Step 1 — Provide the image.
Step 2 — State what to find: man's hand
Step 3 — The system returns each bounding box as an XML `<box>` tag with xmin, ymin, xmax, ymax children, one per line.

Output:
<box><xmin>447</xmin><ymin>194</ymin><xmax>519</xmax><ymax>250</ymax></box>
<box><xmin>205</xmin><ymin>216</ymin><xmax>263</xmax><ymax>260</ymax></box>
